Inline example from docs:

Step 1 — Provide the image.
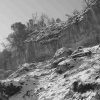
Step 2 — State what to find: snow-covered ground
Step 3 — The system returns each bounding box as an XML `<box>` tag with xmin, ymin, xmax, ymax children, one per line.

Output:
<box><xmin>1</xmin><ymin>45</ymin><xmax>100</xmax><ymax>100</ymax></box>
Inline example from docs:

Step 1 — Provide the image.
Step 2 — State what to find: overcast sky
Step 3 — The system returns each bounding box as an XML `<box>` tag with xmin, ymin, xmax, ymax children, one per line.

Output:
<box><xmin>0</xmin><ymin>0</ymin><xmax>83</xmax><ymax>50</ymax></box>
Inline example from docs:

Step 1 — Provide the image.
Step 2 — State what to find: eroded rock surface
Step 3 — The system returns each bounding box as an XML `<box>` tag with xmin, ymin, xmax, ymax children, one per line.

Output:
<box><xmin>1</xmin><ymin>45</ymin><xmax>100</xmax><ymax>100</ymax></box>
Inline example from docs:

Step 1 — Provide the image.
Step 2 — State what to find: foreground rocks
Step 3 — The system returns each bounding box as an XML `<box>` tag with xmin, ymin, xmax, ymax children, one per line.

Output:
<box><xmin>1</xmin><ymin>45</ymin><xmax>100</xmax><ymax>100</ymax></box>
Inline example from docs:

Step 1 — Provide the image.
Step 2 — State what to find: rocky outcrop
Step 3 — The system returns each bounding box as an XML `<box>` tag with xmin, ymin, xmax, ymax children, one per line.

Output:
<box><xmin>53</xmin><ymin>47</ymin><xmax>73</xmax><ymax>59</ymax></box>
<box><xmin>1</xmin><ymin>45</ymin><xmax>100</xmax><ymax>100</ymax></box>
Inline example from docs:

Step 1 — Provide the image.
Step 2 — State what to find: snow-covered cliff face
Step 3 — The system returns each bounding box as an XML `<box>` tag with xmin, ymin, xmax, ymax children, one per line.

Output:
<box><xmin>25</xmin><ymin>0</ymin><xmax>100</xmax><ymax>62</ymax></box>
<box><xmin>1</xmin><ymin>45</ymin><xmax>100</xmax><ymax>100</ymax></box>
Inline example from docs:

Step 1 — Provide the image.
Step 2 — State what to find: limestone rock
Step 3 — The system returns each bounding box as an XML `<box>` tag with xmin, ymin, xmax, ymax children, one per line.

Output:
<box><xmin>0</xmin><ymin>45</ymin><xmax>100</xmax><ymax>100</ymax></box>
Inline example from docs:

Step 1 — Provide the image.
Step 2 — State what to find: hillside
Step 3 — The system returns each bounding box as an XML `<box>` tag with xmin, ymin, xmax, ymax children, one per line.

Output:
<box><xmin>0</xmin><ymin>45</ymin><xmax>100</xmax><ymax>100</ymax></box>
<box><xmin>24</xmin><ymin>0</ymin><xmax>100</xmax><ymax>62</ymax></box>
<box><xmin>1</xmin><ymin>0</ymin><xmax>100</xmax><ymax>100</ymax></box>
<box><xmin>0</xmin><ymin>0</ymin><xmax>100</xmax><ymax>72</ymax></box>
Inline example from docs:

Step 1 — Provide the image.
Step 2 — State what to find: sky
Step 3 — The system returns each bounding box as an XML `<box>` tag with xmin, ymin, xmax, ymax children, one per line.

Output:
<box><xmin>0</xmin><ymin>0</ymin><xmax>83</xmax><ymax>50</ymax></box>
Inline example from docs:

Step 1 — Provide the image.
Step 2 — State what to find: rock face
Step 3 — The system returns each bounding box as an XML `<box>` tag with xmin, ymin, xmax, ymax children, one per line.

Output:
<box><xmin>1</xmin><ymin>45</ymin><xmax>100</xmax><ymax>100</ymax></box>
<box><xmin>53</xmin><ymin>47</ymin><xmax>73</xmax><ymax>59</ymax></box>
<box><xmin>25</xmin><ymin>0</ymin><xmax>100</xmax><ymax>62</ymax></box>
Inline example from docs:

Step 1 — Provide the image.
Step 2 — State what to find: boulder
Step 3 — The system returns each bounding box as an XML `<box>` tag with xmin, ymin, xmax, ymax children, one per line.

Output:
<box><xmin>70</xmin><ymin>50</ymin><xmax>92</xmax><ymax>59</ymax></box>
<box><xmin>55</xmin><ymin>58</ymin><xmax>75</xmax><ymax>74</ymax></box>
<box><xmin>53</xmin><ymin>47</ymin><xmax>73</xmax><ymax>59</ymax></box>
<box><xmin>71</xmin><ymin>46</ymin><xmax>84</xmax><ymax>55</ymax></box>
<box><xmin>51</xmin><ymin>57</ymin><xmax>66</xmax><ymax>68</ymax></box>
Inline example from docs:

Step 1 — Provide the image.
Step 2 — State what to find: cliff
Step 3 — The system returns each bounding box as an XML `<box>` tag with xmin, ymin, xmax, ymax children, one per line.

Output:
<box><xmin>25</xmin><ymin>0</ymin><xmax>100</xmax><ymax>62</ymax></box>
